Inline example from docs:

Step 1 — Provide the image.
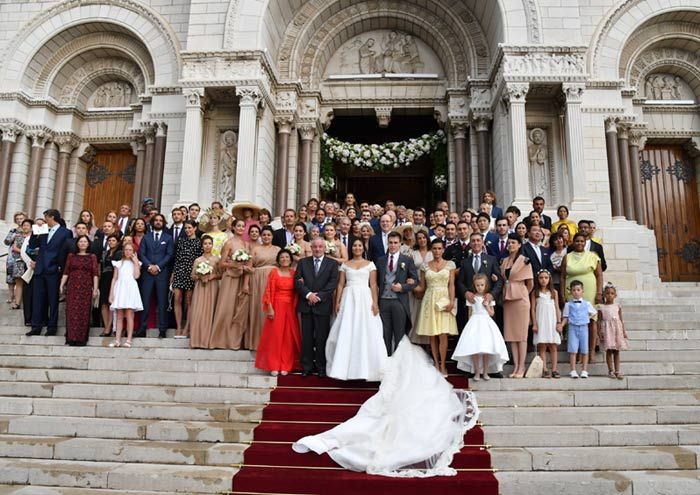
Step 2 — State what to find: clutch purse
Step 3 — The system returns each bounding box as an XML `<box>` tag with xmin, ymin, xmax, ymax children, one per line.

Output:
<box><xmin>435</xmin><ymin>297</ymin><xmax>457</xmax><ymax>316</ymax></box>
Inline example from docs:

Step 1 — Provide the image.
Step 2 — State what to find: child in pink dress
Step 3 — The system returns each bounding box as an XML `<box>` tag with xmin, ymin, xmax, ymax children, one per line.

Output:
<box><xmin>597</xmin><ymin>283</ymin><xmax>628</xmax><ymax>379</ymax></box>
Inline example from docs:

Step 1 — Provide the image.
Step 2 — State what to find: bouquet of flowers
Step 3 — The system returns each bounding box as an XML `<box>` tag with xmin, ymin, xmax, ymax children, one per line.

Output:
<box><xmin>285</xmin><ymin>243</ymin><xmax>302</xmax><ymax>255</ymax></box>
<box><xmin>325</xmin><ymin>241</ymin><xmax>336</xmax><ymax>255</ymax></box>
<box><xmin>232</xmin><ymin>249</ymin><xmax>251</xmax><ymax>262</ymax></box>
<box><xmin>195</xmin><ymin>260</ymin><xmax>213</xmax><ymax>283</ymax></box>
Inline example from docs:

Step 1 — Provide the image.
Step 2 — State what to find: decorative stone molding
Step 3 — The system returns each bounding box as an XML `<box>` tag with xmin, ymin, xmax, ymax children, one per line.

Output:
<box><xmin>502</xmin><ymin>83</ymin><xmax>529</xmax><ymax>109</ymax></box>
<box><xmin>628</xmin><ymin>126</ymin><xmax>647</xmax><ymax>149</ymax></box>
<box><xmin>523</xmin><ymin>0</ymin><xmax>542</xmax><ymax>43</ymax></box>
<box><xmin>184</xmin><ymin>88</ymin><xmax>206</xmax><ymax>108</ymax></box>
<box><xmin>275</xmin><ymin>115</ymin><xmax>295</xmax><ymax>134</ymax></box>
<box><xmin>605</xmin><ymin>116</ymin><xmax>620</xmax><ymax>134</ymax></box>
<box><xmin>276</xmin><ymin>91</ymin><xmax>297</xmax><ymax>113</ymax></box>
<box><xmin>130</xmin><ymin>133</ymin><xmax>146</xmax><ymax>154</ymax></box>
<box><xmin>0</xmin><ymin>124</ymin><xmax>22</xmax><ymax>142</ymax></box>
<box><xmin>503</xmin><ymin>52</ymin><xmax>586</xmax><ymax>77</ymax></box>
<box><xmin>25</xmin><ymin>129</ymin><xmax>53</xmax><ymax>148</ymax></box>
<box><xmin>450</xmin><ymin>121</ymin><xmax>468</xmax><ymax>139</ymax></box>
<box><xmin>79</xmin><ymin>145</ymin><xmax>97</xmax><ymax>165</ymax></box>
<box><xmin>472</xmin><ymin>113</ymin><xmax>492</xmax><ymax>132</ymax></box>
<box><xmin>562</xmin><ymin>83</ymin><xmax>585</xmax><ymax>103</ymax></box>
<box><xmin>54</xmin><ymin>134</ymin><xmax>80</xmax><ymax>154</ymax></box>
<box><xmin>375</xmin><ymin>107</ymin><xmax>392</xmax><ymax>128</ymax></box>
<box><xmin>141</xmin><ymin>121</ymin><xmax>157</xmax><ymax>143</ymax></box>
<box><xmin>298</xmin><ymin>123</ymin><xmax>318</xmax><ymax>141</ymax></box>
<box><xmin>223</xmin><ymin>0</ymin><xmax>240</xmax><ymax>49</ymax></box>
<box><xmin>629</xmin><ymin>48</ymin><xmax>700</xmax><ymax>96</ymax></box>
<box><xmin>155</xmin><ymin>121</ymin><xmax>168</xmax><ymax>138</ymax></box>
<box><xmin>236</xmin><ymin>86</ymin><xmax>262</xmax><ymax>107</ymax></box>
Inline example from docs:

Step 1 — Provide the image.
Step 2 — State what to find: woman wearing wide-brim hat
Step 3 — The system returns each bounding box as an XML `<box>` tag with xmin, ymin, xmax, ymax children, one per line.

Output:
<box><xmin>230</xmin><ymin>201</ymin><xmax>262</xmax><ymax>242</ymax></box>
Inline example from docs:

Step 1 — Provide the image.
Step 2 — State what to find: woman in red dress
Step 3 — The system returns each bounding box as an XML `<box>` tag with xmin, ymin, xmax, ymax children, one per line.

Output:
<box><xmin>60</xmin><ymin>235</ymin><xmax>99</xmax><ymax>346</ymax></box>
<box><xmin>255</xmin><ymin>250</ymin><xmax>301</xmax><ymax>376</ymax></box>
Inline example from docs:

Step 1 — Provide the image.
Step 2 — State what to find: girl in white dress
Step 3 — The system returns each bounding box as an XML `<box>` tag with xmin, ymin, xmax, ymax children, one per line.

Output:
<box><xmin>530</xmin><ymin>269</ymin><xmax>563</xmax><ymax>378</ymax></box>
<box><xmin>325</xmin><ymin>239</ymin><xmax>388</xmax><ymax>381</ymax></box>
<box><xmin>109</xmin><ymin>243</ymin><xmax>143</xmax><ymax>348</ymax></box>
<box><xmin>451</xmin><ymin>274</ymin><xmax>509</xmax><ymax>381</ymax></box>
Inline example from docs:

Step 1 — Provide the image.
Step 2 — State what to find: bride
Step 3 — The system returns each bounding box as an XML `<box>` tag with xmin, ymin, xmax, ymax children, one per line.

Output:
<box><xmin>325</xmin><ymin>239</ymin><xmax>388</xmax><ymax>381</ymax></box>
<box><xmin>294</xmin><ymin>336</ymin><xmax>480</xmax><ymax>477</ymax></box>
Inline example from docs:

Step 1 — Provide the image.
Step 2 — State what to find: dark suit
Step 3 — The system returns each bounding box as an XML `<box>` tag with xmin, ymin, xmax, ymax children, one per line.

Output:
<box><xmin>29</xmin><ymin>225</ymin><xmax>73</xmax><ymax>334</ymax></box>
<box><xmin>137</xmin><ymin>230</ymin><xmax>175</xmax><ymax>334</ymax></box>
<box><xmin>486</xmin><ymin>234</ymin><xmax>510</xmax><ymax>260</ymax></box>
<box><xmin>294</xmin><ymin>256</ymin><xmax>339</xmax><ymax>373</ymax></box>
<box><xmin>338</xmin><ymin>233</ymin><xmax>359</xmax><ymax>252</ymax></box>
<box><xmin>522</xmin><ymin>242</ymin><xmax>553</xmax><ymax>277</ymax></box>
<box><xmin>523</xmin><ymin>214</ymin><xmax>553</xmax><ymax>231</ymax></box>
<box><xmin>272</xmin><ymin>228</ymin><xmax>294</xmax><ymax>249</ymax></box>
<box><xmin>490</xmin><ymin>206</ymin><xmax>503</xmax><ymax>220</ymax></box>
<box><xmin>456</xmin><ymin>251</ymin><xmax>504</xmax><ymax>330</ymax></box>
<box><xmin>116</xmin><ymin>217</ymin><xmax>134</xmax><ymax>236</ymax></box>
<box><xmin>376</xmin><ymin>253</ymin><xmax>418</xmax><ymax>355</ymax></box>
<box><xmin>444</xmin><ymin>241</ymin><xmax>472</xmax><ymax>329</ymax></box>
<box><xmin>367</xmin><ymin>232</ymin><xmax>388</xmax><ymax>262</ymax></box>
<box><xmin>167</xmin><ymin>224</ymin><xmax>187</xmax><ymax>244</ymax></box>
<box><xmin>589</xmin><ymin>240</ymin><xmax>607</xmax><ymax>272</ymax></box>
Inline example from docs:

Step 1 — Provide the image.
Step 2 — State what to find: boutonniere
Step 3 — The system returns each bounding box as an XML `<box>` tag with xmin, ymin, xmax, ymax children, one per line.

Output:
<box><xmin>485</xmin><ymin>240</ymin><xmax>492</xmax><ymax>245</ymax></box>
<box><xmin>482</xmin><ymin>260</ymin><xmax>488</xmax><ymax>266</ymax></box>
<box><xmin>400</xmin><ymin>262</ymin><xmax>406</xmax><ymax>270</ymax></box>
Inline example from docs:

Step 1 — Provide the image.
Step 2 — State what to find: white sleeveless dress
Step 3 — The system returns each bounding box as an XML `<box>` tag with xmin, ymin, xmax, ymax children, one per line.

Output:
<box><xmin>325</xmin><ymin>262</ymin><xmax>388</xmax><ymax>381</ymax></box>
<box><xmin>110</xmin><ymin>260</ymin><xmax>143</xmax><ymax>311</ymax></box>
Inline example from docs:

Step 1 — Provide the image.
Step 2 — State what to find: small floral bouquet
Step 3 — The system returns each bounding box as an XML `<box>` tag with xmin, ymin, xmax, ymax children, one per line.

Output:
<box><xmin>325</xmin><ymin>241</ymin><xmax>336</xmax><ymax>255</ymax></box>
<box><xmin>232</xmin><ymin>249</ymin><xmax>251</xmax><ymax>262</ymax></box>
<box><xmin>195</xmin><ymin>260</ymin><xmax>213</xmax><ymax>284</ymax></box>
<box><xmin>285</xmin><ymin>243</ymin><xmax>301</xmax><ymax>255</ymax></box>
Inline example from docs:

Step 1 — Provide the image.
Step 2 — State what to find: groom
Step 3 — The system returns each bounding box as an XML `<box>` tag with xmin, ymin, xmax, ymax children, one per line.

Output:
<box><xmin>376</xmin><ymin>232</ymin><xmax>418</xmax><ymax>355</ymax></box>
<box><xmin>295</xmin><ymin>238</ymin><xmax>340</xmax><ymax>377</ymax></box>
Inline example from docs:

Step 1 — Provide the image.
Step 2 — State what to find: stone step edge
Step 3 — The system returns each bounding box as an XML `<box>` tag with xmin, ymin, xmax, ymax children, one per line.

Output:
<box><xmin>0</xmin><ymin>484</ymin><xmax>214</xmax><ymax>495</ymax></box>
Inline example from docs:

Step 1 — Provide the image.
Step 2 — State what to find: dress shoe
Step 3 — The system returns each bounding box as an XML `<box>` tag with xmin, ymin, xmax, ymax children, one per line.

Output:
<box><xmin>45</xmin><ymin>329</ymin><xmax>57</xmax><ymax>336</ymax></box>
<box><xmin>25</xmin><ymin>329</ymin><xmax>41</xmax><ymax>336</ymax></box>
<box><xmin>301</xmin><ymin>371</ymin><xmax>311</xmax><ymax>377</ymax></box>
<box><xmin>133</xmin><ymin>330</ymin><xmax>146</xmax><ymax>338</ymax></box>
<box><xmin>489</xmin><ymin>372</ymin><xmax>504</xmax><ymax>379</ymax></box>
<box><xmin>318</xmin><ymin>372</ymin><xmax>327</xmax><ymax>378</ymax></box>
<box><xmin>158</xmin><ymin>330</ymin><xmax>167</xmax><ymax>339</ymax></box>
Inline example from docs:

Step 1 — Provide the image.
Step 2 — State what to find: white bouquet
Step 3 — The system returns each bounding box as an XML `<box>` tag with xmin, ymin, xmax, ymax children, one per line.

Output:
<box><xmin>285</xmin><ymin>243</ymin><xmax>301</xmax><ymax>255</ymax></box>
<box><xmin>325</xmin><ymin>241</ymin><xmax>336</xmax><ymax>255</ymax></box>
<box><xmin>195</xmin><ymin>260</ymin><xmax>213</xmax><ymax>283</ymax></box>
<box><xmin>232</xmin><ymin>249</ymin><xmax>250</xmax><ymax>262</ymax></box>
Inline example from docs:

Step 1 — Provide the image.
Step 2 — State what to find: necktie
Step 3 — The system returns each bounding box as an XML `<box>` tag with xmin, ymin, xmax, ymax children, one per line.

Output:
<box><xmin>174</xmin><ymin>226</ymin><xmax>179</xmax><ymax>240</ymax></box>
<box><xmin>342</xmin><ymin>235</ymin><xmax>347</xmax><ymax>247</ymax></box>
<box><xmin>314</xmin><ymin>258</ymin><xmax>320</xmax><ymax>275</ymax></box>
<box><xmin>500</xmin><ymin>240</ymin><xmax>505</xmax><ymax>255</ymax></box>
<box><xmin>473</xmin><ymin>254</ymin><xmax>480</xmax><ymax>272</ymax></box>
<box><xmin>103</xmin><ymin>237</ymin><xmax>107</xmax><ymax>249</ymax></box>
<box><xmin>389</xmin><ymin>254</ymin><xmax>394</xmax><ymax>272</ymax></box>
<box><xmin>48</xmin><ymin>227</ymin><xmax>55</xmax><ymax>243</ymax></box>
<box><xmin>155</xmin><ymin>232</ymin><xmax>160</xmax><ymax>243</ymax></box>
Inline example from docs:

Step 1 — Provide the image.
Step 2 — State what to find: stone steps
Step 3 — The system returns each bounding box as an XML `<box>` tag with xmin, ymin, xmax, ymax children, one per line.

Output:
<box><xmin>0</xmin><ymin>485</ymin><xmax>196</xmax><ymax>495</ymax></box>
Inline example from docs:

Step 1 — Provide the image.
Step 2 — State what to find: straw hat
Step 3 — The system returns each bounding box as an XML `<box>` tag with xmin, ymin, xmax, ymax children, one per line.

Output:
<box><xmin>358</xmin><ymin>221</ymin><xmax>375</xmax><ymax>236</ymax></box>
<box><xmin>230</xmin><ymin>201</ymin><xmax>262</xmax><ymax>220</ymax></box>
<box><xmin>199</xmin><ymin>208</ymin><xmax>230</xmax><ymax>232</ymax></box>
<box><xmin>392</xmin><ymin>222</ymin><xmax>415</xmax><ymax>237</ymax></box>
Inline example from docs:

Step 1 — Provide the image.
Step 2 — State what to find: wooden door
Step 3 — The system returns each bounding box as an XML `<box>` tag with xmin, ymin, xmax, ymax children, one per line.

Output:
<box><xmin>640</xmin><ymin>145</ymin><xmax>700</xmax><ymax>281</ymax></box>
<box><xmin>83</xmin><ymin>149</ymin><xmax>135</xmax><ymax>225</ymax></box>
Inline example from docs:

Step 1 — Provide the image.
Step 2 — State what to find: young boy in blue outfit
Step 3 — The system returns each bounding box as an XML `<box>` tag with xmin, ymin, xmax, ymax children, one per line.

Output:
<box><xmin>561</xmin><ymin>280</ymin><xmax>597</xmax><ymax>378</ymax></box>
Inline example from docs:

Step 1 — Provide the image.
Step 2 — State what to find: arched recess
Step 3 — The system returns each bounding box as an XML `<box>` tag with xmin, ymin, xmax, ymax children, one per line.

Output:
<box><xmin>0</xmin><ymin>0</ymin><xmax>180</xmax><ymax>88</ymax></box>
<box><xmin>588</xmin><ymin>0</ymin><xmax>700</xmax><ymax>79</ymax></box>
<box><xmin>629</xmin><ymin>49</ymin><xmax>700</xmax><ymax>101</ymax></box>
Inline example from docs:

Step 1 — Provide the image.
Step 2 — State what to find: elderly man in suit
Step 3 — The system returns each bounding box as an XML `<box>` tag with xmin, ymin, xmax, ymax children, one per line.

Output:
<box><xmin>26</xmin><ymin>209</ymin><xmax>73</xmax><ymax>336</ymax></box>
<box><xmin>136</xmin><ymin>214</ymin><xmax>175</xmax><ymax>338</ymax></box>
<box><xmin>295</xmin><ymin>238</ymin><xmax>340</xmax><ymax>377</ymax></box>
<box><xmin>376</xmin><ymin>231</ymin><xmax>418</xmax><ymax>355</ymax></box>
<box><xmin>367</xmin><ymin>214</ymin><xmax>394</xmax><ymax>262</ymax></box>
<box><xmin>522</xmin><ymin>224</ymin><xmax>553</xmax><ymax>275</ymax></box>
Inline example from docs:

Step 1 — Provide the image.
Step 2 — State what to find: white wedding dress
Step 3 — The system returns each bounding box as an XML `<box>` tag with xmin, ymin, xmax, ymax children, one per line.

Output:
<box><xmin>294</xmin><ymin>337</ymin><xmax>480</xmax><ymax>477</ymax></box>
<box><xmin>325</xmin><ymin>262</ymin><xmax>388</xmax><ymax>381</ymax></box>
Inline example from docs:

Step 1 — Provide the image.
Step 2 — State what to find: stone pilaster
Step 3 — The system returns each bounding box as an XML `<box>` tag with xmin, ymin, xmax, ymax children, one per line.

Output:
<box><xmin>562</xmin><ymin>83</ymin><xmax>593</xmax><ymax>211</ymax></box>
<box><xmin>628</xmin><ymin>127</ymin><xmax>647</xmax><ymax>225</ymax></box>
<box><xmin>130</xmin><ymin>132</ymin><xmax>146</xmax><ymax>214</ymax></box>
<box><xmin>141</xmin><ymin>122</ymin><xmax>156</xmax><ymax>203</ymax></box>
<box><xmin>473</xmin><ymin>113</ymin><xmax>492</xmax><ymax>195</ymax></box>
<box><xmin>151</xmin><ymin>121</ymin><xmax>168</xmax><ymax>208</ymax></box>
<box><xmin>450</xmin><ymin>120</ymin><xmax>469</xmax><ymax>212</ymax></box>
<box><xmin>604</xmin><ymin>117</ymin><xmax>624</xmax><ymax>219</ymax></box>
<box><xmin>234</xmin><ymin>86</ymin><xmax>262</xmax><ymax>202</ymax></box>
<box><xmin>503</xmin><ymin>83</ymin><xmax>530</xmax><ymax>208</ymax></box>
<box><xmin>24</xmin><ymin>129</ymin><xmax>52</xmax><ymax>216</ymax></box>
<box><xmin>274</xmin><ymin>115</ymin><xmax>294</xmax><ymax>216</ymax></box>
<box><xmin>297</xmin><ymin>123</ymin><xmax>317</xmax><ymax>205</ymax></box>
<box><xmin>616</xmin><ymin>122</ymin><xmax>634</xmax><ymax>221</ymax></box>
<box><xmin>178</xmin><ymin>88</ymin><xmax>207</xmax><ymax>205</ymax></box>
<box><xmin>0</xmin><ymin>124</ymin><xmax>22</xmax><ymax>219</ymax></box>
<box><xmin>53</xmin><ymin>134</ymin><xmax>79</xmax><ymax>213</ymax></box>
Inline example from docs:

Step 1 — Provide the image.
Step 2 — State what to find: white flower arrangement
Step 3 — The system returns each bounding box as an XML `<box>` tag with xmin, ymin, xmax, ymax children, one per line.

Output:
<box><xmin>434</xmin><ymin>174</ymin><xmax>447</xmax><ymax>190</ymax></box>
<box><xmin>285</xmin><ymin>243</ymin><xmax>301</xmax><ymax>255</ymax></box>
<box><xmin>320</xmin><ymin>176</ymin><xmax>335</xmax><ymax>193</ymax></box>
<box><xmin>321</xmin><ymin>130</ymin><xmax>446</xmax><ymax>171</ymax></box>
<box><xmin>232</xmin><ymin>249</ymin><xmax>250</xmax><ymax>262</ymax></box>
<box><xmin>195</xmin><ymin>261</ymin><xmax>213</xmax><ymax>276</ymax></box>
<box><xmin>325</xmin><ymin>241</ymin><xmax>336</xmax><ymax>255</ymax></box>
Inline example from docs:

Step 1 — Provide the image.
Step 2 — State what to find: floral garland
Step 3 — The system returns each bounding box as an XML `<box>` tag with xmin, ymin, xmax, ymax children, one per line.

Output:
<box><xmin>321</xmin><ymin>130</ymin><xmax>446</xmax><ymax>172</ymax></box>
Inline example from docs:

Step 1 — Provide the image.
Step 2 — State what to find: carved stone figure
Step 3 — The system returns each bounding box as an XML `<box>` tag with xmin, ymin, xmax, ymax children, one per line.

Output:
<box><xmin>381</xmin><ymin>30</ymin><xmax>403</xmax><ymax>73</ymax></box>
<box><xmin>90</xmin><ymin>81</ymin><xmax>134</xmax><ymax>108</ymax></box>
<box><xmin>336</xmin><ymin>30</ymin><xmax>427</xmax><ymax>75</ymax></box>
<box><xmin>528</xmin><ymin>128</ymin><xmax>549</xmax><ymax>200</ymax></box>
<box><xmin>645</xmin><ymin>74</ymin><xmax>684</xmax><ymax>100</ymax></box>
<box><xmin>219</xmin><ymin>130</ymin><xmax>238</xmax><ymax>206</ymax></box>
<box><xmin>358</xmin><ymin>38</ymin><xmax>377</xmax><ymax>74</ymax></box>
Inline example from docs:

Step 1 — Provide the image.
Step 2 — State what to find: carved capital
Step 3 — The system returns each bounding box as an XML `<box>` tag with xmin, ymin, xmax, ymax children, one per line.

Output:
<box><xmin>130</xmin><ymin>133</ymin><xmax>146</xmax><ymax>154</ymax></box>
<box><xmin>616</xmin><ymin>123</ymin><xmax>630</xmax><ymax>140</ymax></box>
<box><xmin>473</xmin><ymin>113</ymin><xmax>493</xmax><ymax>132</ymax></box>
<box><xmin>604</xmin><ymin>116</ymin><xmax>619</xmax><ymax>134</ymax></box>
<box><xmin>141</xmin><ymin>121</ymin><xmax>157</xmax><ymax>143</ymax></box>
<box><xmin>184</xmin><ymin>88</ymin><xmax>206</xmax><ymax>108</ymax></box>
<box><xmin>54</xmin><ymin>134</ymin><xmax>80</xmax><ymax>154</ymax></box>
<box><xmin>155</xmin><ymin>121</ymin><xmax>168</xmax><ymax>137</ymax></box>
<box><xmin>298</xmin><ymin>123</ymin><xmax>317</xmax><ymax>141</ymax></box>
<box><xmin>236</xmin><ymin>86</ymin><xmax>262</xmax><ymax>107</ymax></box>
<box><xmin>26</xmin><ymin>130</ymin><xmax>52</xmax><ymax>148</ymax></box>
<box><xmin>450</xmin><ymin>121</ymin><xmax>468</xmax><ymax>140</ymax></box>
<box><xmin>562</xmin><ymin>83</ymin><xmax>585</xmax><ymax>103</ymax></box>
<box><xmin>0</xmin><ymin>124</ymin><xmax>22</xmax><ymax>143</ymax></box>
<box><xmin>628</xmin><ymin>128</ymin><xmax>647</xmax><ymax>149</ymax></box>
<box><xmin>502</xmin><ymin>83</ymin><xmax>529</xmax><ymax>107</ymax></box>
<box><xmin>375</xmin><ymin>107</ymin><xmax>392</xmax><ymax>128</ymax></box>
<box><xmin>275</xmin><ymin>115</ymin><xmax>294</xmax><ymax>134</ymax></box>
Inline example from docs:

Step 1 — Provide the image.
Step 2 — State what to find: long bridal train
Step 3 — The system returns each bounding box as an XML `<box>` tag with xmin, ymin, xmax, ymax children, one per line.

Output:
<box><xmin>293</xmin><ymin>337</ymin><xmax>480</xmax><ymax>478</ymax></box>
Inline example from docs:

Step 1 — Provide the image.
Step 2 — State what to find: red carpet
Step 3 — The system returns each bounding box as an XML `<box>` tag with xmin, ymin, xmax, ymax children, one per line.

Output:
<box><xmin>231</xmin><ymin>371</ymin><xmax>499</xmax><ymax>495</ymax></box>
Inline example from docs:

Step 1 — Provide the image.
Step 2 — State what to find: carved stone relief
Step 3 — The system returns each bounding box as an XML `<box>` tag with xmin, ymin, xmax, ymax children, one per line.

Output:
<box><xmin>644</xmin><ymin>73</ymin><xmax>693</xmax><ymax>101</ymax></box>
<box><xmin>527</xmin><ymin>127</ymin><xmax>550</xmax><ymax>202</ymax></box>
<box><xmin>89</xmin><ymin>81</ymin><xmax>134</xmax><ymax>108</ymax></box>
<box><xmin>324</xmin><ymin>30</ymin><xmax>443</xmax><ymax>77</ymax></box>
<box><xmin>218</xmin><ymin>130</ymin><xmax>238</xmax><ymax>206</ymax></box>
<box><xmin>504</xmin><ymin>53</ymin><xmax>585</xmax><ymax>76</ymax></box>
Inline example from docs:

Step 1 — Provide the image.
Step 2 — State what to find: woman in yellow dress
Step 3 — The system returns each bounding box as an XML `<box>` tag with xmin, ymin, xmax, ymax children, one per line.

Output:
<box><xmin>414</xmin><ymin>239</ymin><xmax>458</xmax><ymax>376</ymax></box>
<box><xmin>560</xmin><ymin>232</ymin><xmax>603</xmax><ymax>362</ymax></box>
<box><xmin>199</xmin><ymin>208</ymin><xmax>230</xmax><ymax>257</ymax></box>
<box><xmin>551</xmin><ymin>205</ymin><xmax>578</xmax><ymax>239</ymax></box>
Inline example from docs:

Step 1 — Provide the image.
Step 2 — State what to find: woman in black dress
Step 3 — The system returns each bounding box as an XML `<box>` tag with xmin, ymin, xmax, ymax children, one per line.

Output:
<box><xmin>99</xmin><ymin>235</ymin><xmax>121</xmax><ymax>337</ymax></box>
<box><xmin>172</xmin><ymin>220</ymin><xmax>202</xmax><ymax>338</ymax></box>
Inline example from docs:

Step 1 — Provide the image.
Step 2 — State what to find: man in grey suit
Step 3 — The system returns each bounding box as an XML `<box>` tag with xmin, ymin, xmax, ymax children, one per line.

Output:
<box><xmin>376</xmin><ymin>232</ymin><xmax>418</xmax><ymax>355</ymax></box>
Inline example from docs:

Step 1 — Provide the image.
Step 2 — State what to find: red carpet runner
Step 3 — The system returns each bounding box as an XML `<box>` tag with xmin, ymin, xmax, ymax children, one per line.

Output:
<box><xmin>231</xmin><ymin>370</ymin><xmax>498</xmax><ymax>494</ymax></box>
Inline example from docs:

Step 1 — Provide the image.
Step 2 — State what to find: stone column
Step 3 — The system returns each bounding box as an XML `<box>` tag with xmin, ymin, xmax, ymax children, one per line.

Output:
<box><xmin>617</xmin><ymin>123</ymin><xmax>635</xmax><ymax>220</ymax></box>
<box><xmin>473</xmin><ymin>114</ymin><xmax>492</xmax><ymax>195</ymax></box>
<box><xmin>130</xmin><ymin>133</ymin><xmax>146</xmax><ymax>213</ymax></box>
<box><xmin>234</xmin><ymin>86</ymin><xmax>262</xmax><ymax>202</ymax></box>
<box><xmin>503</xmin><ymin>83</ymin><xmax>530</xmax><ymax>207</ymax></box>
<box><xmin>53</xmin><ymin>135</ymin><xmax>79</xmax><ymax>213</ymax></box>
<box><xmin>628</xmin><ymin>128</ymin><xmax>646</xmax><ymax>225</ymax></box>
<box><xmin>179</xmin><ymin>88</ymin><xmax>206</xmax><ymax>205</ymax></box>
<box><xmin>24</xmin><ymin>130</ymin><xmax>52</xmax><ymax>216</ymax></box>
<box><xmin>451</xmin><ymin>121</ymin><xmax>468</xmax><ymax>212</ymax></box>
<box><xmin>274</xmin><ymin>115</ymin><xmax>294</xmax><ymax>216</ymax></box>
<box><xmin>0</xmin><ymin>125</ymin><xmax>21</xmax><ymax>219</ymax></box>
<box><xmin>297</xmin><ymin>123</ymin><xmax>316</xmax><ymax>205</ymax></box>
<box><xmin>151</xmin><ymin>121</ymin><xmax>167</xmax><ymax>208</ymax></box>
<box><xmin>604</xmin><ymin>117</ymin><xmax>624</xmax><ymax>219</ymax></box>
<box><xmin>562</xmin><ymin>83</ymin><xmax>591</xmax><ymax>210</ymax></box>
<box><xmin>141</xmin><ymin>123</ymin><xmax>156</xmax><ymax>201</ymax></box>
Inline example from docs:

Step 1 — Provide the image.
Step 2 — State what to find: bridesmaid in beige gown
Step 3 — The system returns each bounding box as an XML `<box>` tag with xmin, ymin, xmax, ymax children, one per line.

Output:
<box><xmin>245</xmin><ymin>226</ymin><xmax>280</xmax><ymax>350</ymax></box>
<box><xmin>189</xmin><ymin>235</ymin><xmax>221</xmax><ymax>349</ymax></box>
<box><xmin>291</xmin><ymin>222</ymin><xmax>312</xmax><ymax>266</ymax></box>
<box><xmin>209</xmin><ymin>219</ymin><xmax>251</xmax><ymax>350</ymax></box>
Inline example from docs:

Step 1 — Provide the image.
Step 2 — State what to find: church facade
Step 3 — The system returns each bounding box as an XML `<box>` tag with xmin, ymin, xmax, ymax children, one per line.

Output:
<box><xmin>0</xmin><ymin>0</ymin><xmax>699</xmax><ymax>289</ymax></box>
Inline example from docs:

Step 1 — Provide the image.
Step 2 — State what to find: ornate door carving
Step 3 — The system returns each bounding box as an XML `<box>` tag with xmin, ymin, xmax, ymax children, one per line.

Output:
<box><xmin>82</xmin><ymin>149</ymin><xmax>136</xmax><ymax>225</ymax></box>
<box><xmin>640</xmin><ymin>145</ymin><xmax>700</xmax><ymax>282</ymax></box>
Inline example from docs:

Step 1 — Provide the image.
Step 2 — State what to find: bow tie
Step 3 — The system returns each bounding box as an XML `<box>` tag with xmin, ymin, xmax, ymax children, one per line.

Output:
<box><xmin>573</xmin><ymin>300</ymin><xmax>582</xmax><ymax>304</ymax></box>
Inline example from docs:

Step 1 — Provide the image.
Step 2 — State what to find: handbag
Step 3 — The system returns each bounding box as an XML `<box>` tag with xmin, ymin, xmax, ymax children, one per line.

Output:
<box><xmin>92</xmin><ymin>289</ymin><xmax>100</xmax><ymax>308</ymax></box>
<box><xmin>525</xmin><ymin>355</ymin><xmax>544</xmax><ymax>378</ymax></box>
<box><xmin>435</xmin><ymin>297</ymin><xmax>457</xmax><ymax>316</ymax></box>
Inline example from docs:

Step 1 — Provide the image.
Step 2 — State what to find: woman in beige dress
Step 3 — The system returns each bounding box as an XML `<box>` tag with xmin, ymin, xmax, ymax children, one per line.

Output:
<box><xmin>246</xmin><ymin>226</ymin><xmax>280</xmax><ymax>350</ymax></box>
<box><xmin>501</xmin><ymin>233</ymin><xmax>534</xmax><ymax>378</ymax></box>
<box><xmin>209</xmin><ymin>219</ymin><xmax>251</xmax><ymax>350</ymax></box>
<box><xmin>189</xmin><ymin>235</ymin><xmax>221</xmax><ymax>349</ymax></box>
<box><xmin>291</xmin><ymin>222</ymin><xmax>312</xmax><ymax>266</ymax></box>
<box><xmin>323</xmin><ymin>223</ymin><xmax>348</xmax><ymax>265</ymax></box>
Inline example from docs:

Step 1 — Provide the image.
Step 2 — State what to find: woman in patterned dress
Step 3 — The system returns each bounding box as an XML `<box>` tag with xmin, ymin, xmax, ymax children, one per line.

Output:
<box><xmin>60</xmin><ymin>236</ymin><xmax>99</xmax><ymax>346</ymax></box>
<box><xmin>171</xmin><ymin>221</ymin><xmax>203</xmax><ymax>338</ymax></box>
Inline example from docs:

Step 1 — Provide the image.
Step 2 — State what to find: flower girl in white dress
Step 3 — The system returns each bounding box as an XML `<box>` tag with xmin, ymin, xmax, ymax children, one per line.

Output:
<box><xmin>325</xmin><ymin>239</ymin><xmax>388</xmax><ymax>381</ymax></box>
<box><xmin>109</xmin><ymin>242</ymin><xmax>143</xmax><ymax>348</ymax></box>
<box><xmin>451</xmin><ymin>274</ymin><xmax>509</xmax><ymax>380</ymax></box>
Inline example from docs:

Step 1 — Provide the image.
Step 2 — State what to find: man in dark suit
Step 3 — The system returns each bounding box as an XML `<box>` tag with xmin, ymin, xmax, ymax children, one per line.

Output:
<box><xmin>273</xmin><ymin>209</ymin><xmax>297</xmax><ymax>249</ymax></box>
<box><xmin>294</xmin><ymin>238</ymin><xmax>339</xmax><ymax>377</ymax></box>
<box><xmin>577</xmin><ymin>220</ymin><xmax>607</xmax><ymax>271</ymax></box>
<box><xmin>445</xmin><ymin>221</ymin><xmax>472</xmax><ymax>265</ymax></box>
<box><xmin>522</xmin><ymin>224</ymin><xmax>553</xmax><ymax>275</ymax></box>
<box><xmin>456</xmin><ymin>232</ymin><xmax>504</xmax><ymax>331</ymax></box>
<box><xmin>137</xmin><ymin>214</ymin><xmax>175</xmax><ymax>338</ymax></box>
<box><xmin>116</xmin><ymin>204</ymin><xmax>134</xmax><ymax>235</ymax></box>
<box><xmin>336</xmin><ymin>216</ymin><xmax>359</xmax><ymax>252</ymax></box>
<box><xmin>91</xmin><ymin>220</ymin><xmax>120</xmax><ymax>259</ymax></box>
<box><xmin>532</xmin><ymin>196</ymin><xmax>552</xmax><ymax>231</ymax></box>
<box><xmin>486</xmin><ymin>217</ymin><xmax>510</xmax><ymax>260</ymax></box>
<box><xmin>376</xmin><ymin>232</ymin><xmax>418</xmax><ymax>355</ymax></box>
<box><xmin>367</xmin><ymin>214</ymin><xmax>394</xmax><ymax>261</ymax></box>
<box><xmin>26</xmin><ymin>209</ymin><xmax>73</xmax><ymax>336</ymax></box>
<box><xmin>167</xmin><ymin>207</ymin><xmax>186</xmax><ymax>244</ymax></box>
